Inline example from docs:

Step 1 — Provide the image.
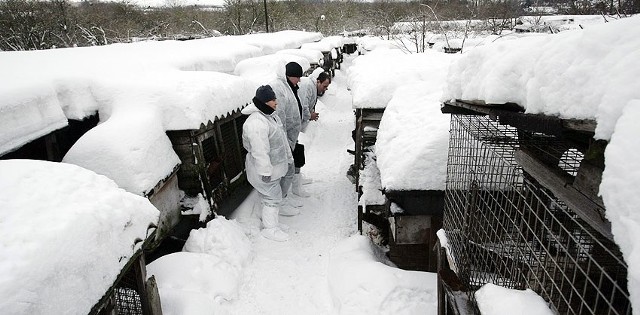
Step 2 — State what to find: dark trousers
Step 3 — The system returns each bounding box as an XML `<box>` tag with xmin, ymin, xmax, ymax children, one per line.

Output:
<box><xmin>293</xmin><ymin>143</ymin><xmax>305</xmax><ymax>168</ymax></box>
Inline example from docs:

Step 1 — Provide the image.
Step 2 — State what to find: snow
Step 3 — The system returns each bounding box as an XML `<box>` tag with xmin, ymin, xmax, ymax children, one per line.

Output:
<box><xmin>1</xmin><ymin>31</ymin><xmax>320</xmax><ymax>195</ymax></box>
<box><xmin>348</xmin><ymin>49</ymin><xmax>435</xmax><ymax>109</ymax></box>
<box><xmin>0</xmin><ymin>159</ymin><xmax>159</xmax><ymax>314</ymax></box>
<box><xmin>355</xmin><ymin>36</ymin><xmax>401</xmax><ymax>54</ymax></box>
<box><xmin>475</xmin><ymin>283</ymin><xmax>553</xmax><ymax>315</ymax></box>
<box><xmin>300</xmin><ymin>36</ymin><xmax>344</xmax><ymax>52</ymax></box>
<box><xmin>3</xmin><ymin>15</ymin><xmax>640</xmax><ymax>314</ymax></box>
<box><xmin>374</xmin><ymin>51</ymin><xmax>458</xmax><ymax>191</ymax></box>
<box><xmin>234</xmin><ymin>53</ymin><xmax>311</xmax><ymax>85</ymax></box>
<box><xmin>328</xmin><ymin>235</ymin><xmax>438</xmax><ymax>314</ymax></box>
<box><xmin>442</xmin><ymin>15</ymin><xmax>640</xmax><ymax>141</ymax></box>
<box><xmin>147</xmin><ymin>218</ymin><xmax>252</xmax><ymax>314</ymax></box>
<box><xmin>276</xmin><ymin>48</ymin><xmax>324</xmax><ymax>65</ymax></box>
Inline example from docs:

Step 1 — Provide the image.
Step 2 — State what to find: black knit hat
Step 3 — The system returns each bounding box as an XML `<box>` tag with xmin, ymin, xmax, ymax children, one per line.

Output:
<box><xmin>255</xmin><ymin>85</ymin><xmax>276</xmax><ymax>103</ymax></box>
<box><xmin>285</xmin><ymin>62</ymin><xmax>303</xmax><ymax>77</ymax></box>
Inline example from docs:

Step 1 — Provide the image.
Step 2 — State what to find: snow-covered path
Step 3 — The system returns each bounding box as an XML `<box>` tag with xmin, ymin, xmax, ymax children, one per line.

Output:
<box><xmin>221</xmin><ymin>57</ymin><xmax>359</xmax><ymax>314</ymax></box>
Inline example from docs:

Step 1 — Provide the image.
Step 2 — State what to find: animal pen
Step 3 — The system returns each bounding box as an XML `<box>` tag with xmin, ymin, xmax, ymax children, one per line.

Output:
<box><xmin>439</xmin><ymin>101</ymin><xmax>630</xmax><ymax>314</ymax></box>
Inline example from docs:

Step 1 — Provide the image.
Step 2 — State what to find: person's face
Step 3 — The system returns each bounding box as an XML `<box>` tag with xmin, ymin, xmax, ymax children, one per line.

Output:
<box><xmin>317</xmin><ymin>79</ymin><xmax>330</xmax><ymax>95</ymax></box>
<box><xmin>266</xmin><ymin>99</ymin><xmax>277</xmax><ymax>110</ymax></box>
<box><xmin>288</xmin><ymin>76</ymin><xmax>301</xmax><ymax>86</ymax></box>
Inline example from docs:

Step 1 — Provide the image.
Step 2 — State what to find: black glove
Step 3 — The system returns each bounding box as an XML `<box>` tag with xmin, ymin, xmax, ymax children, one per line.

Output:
<box><xmin>261</xmin><ymin>175</ymin><xmax>271</xmax><ymax>182</ymax></box>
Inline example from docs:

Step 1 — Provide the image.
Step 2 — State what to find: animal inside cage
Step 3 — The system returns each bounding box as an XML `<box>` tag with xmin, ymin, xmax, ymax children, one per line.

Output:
<box><xmin>442</xmin><ymin>114</ymin><xmax>630</xmax><ymax>315</ymax></box>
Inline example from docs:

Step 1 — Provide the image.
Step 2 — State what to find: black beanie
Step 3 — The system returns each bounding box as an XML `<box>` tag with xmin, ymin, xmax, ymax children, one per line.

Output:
<box><xmin>255</xmin><ymin>85</ymin><xmax>276</xmax><ymax>103</ymax></box>
<box><xmin>285</xmin><ymin>62</ymin><xmax>303</xmax><ymax>77</ymax></box>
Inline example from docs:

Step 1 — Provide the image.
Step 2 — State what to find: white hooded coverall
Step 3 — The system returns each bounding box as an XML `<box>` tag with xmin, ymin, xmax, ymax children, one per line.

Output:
<box><xmin>241</xmin><ymin>103</ymin><xmax>294</xmax><ymax>207</ymax></box>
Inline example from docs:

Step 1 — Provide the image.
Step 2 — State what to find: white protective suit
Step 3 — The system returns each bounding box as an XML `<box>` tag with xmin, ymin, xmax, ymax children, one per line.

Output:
<box><xmin>270</xmin><ymin>75</ymin><xmax>306</xmax><ymax>150</ymax></box>
<box><xmin>297</xmin><ymin>76</ymin><xmax>317</xmax><ymax>132</ymax></box>
<box><xmin>241</xmin><ymin>102</ymin><xmax>293</xmax><ymax>207</ymax></box>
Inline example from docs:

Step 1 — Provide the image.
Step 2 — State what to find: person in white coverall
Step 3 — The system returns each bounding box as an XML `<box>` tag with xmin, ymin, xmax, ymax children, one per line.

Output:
<box><xmin>294</xmin><ymin>70</ymin><xmax>332</xmax><ymax>196</ymax></box>
<box><xmin>269</xmin><ymin>61</ymin><xmax>306</xmax><ymax>212</ymax></box>
<box><xmin>242</xmin><ymin>85</ymin><xmax>294</xmax><ymax>242</ymax></box>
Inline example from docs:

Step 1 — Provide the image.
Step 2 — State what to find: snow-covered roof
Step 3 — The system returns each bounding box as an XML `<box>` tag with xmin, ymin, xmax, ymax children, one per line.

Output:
<box><xmin>355</xmin><ymin>36</ymin><xmax>400</xmax><ymax>54</ymax></box>
<box><xmin>300</xmin><ymin>36</ymin><xmax>344</xmax><ymax>52</ymax></box>
<box><xmin>234</xmin><ymin>53</ymin><xmax>311</xmax><ymax>85</ymax></box>
<box><xmin>442</xmin><ymin>16</ymin><xmax>639</xmax><ymax>141</ymax></box>
<box><xmin>347</xmin><ymin>49</ymin><xmax>434</xmax><ymax>109</ymax></box>
<box><xmin>375</xmin><ymin>52</ymin><xmax>457</xmax><ymax>191</ymax></box>
<box><xmin>235</xmin><ymin>31</ymin><xmax>323</xmax><ymax>54</ymax></box>
<box><xmin>0</xmin><ymin>31</ymin><xmax>321</xmax><ymax>156</ymax></box>
<box><xmin>61</xmin><ymin>70</ymin><xmax>256</xmax><ymax>195</ymax></box>
<box><xmin>276</xmin><ymin>48</ymin><xmax>324</xmax><ymax>65</ymax></box>
<box><xmin>1</xmin><ymin>31</ymin><xmax>321</xmax><ymax>194</ymax></box>
<box><xmin>0</xmin><ymin>159</ymin><xmax>159</xmax><ymax>314</ymax></box>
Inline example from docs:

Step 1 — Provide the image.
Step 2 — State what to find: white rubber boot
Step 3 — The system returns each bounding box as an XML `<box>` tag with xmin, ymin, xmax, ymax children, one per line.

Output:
<box><xmin>279</xmin><ymin>200</ymin><xmax>301</xmax><ymax>216</ymax></box>
<box><xmin>278</xmin><ymin>223</ymin><xmax>290</xmax><ymax>232</ymax></box>
<box><xmin>301</xmin><ymin>173</ymin><xmax>313</xmax><ymax>185</ymax></box>
<box><xmin>284</xmin><ymin>194</ymin><xmax>303</xmax><ymax>208</ymax></box>
<box><xmin>260</xmin><ymin>205</ymin><xmax>289</xmax><ymax>242</ymax></box>
<box><xmin>292</xmin><ymin>174</ymin><xmax>311</xmax><ymax>198</ymax></box>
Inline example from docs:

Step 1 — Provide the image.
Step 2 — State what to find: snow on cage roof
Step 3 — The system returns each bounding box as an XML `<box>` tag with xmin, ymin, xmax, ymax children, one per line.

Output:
<box><xmin>234</xmin><ymin>53</ymin><xmax>311</xmax><ymax>85</ymax></box>
<box><xmin>300</xmin><ymin>36</ymin><xmax>344</xmax><ymax>52</ymax></box>
<box><xmin>0</xmin><ymin>31</ymin><xmax>322</xmax><ymax>155</ymax></box>
<box><xmin>235</xmin><ymin>30</ymin><xmax>323</xmax><ymax>54</ymax></box>
<box><xmin>348</xmin><ymin>49</ymin><xmax>434</xmax><ymax>109</ymax></box>
<box><xmin>442</xmin><ymin>16</ymin><xmax>640</xmax><ymax>141</ymax></box>
<box><xmin>62</xmin><ymin>70</ymin><xmax>255</xmax><ymax>195</ymax></box>
<box><xmin>276</xmin><ymin>48</ymin><xmax>324</xmax><ymax>65</ymax></box>
<box><xmin>375</xmin><ymin>51</ymin><xmax>458</xmax><ymax>191</ymax></box>
<box><xmin>0</xmin><ymin>159</ymin><xmax>159</xmax><ymax>314</ymax></box>
<box><xmin>355</xmin><ymin>36</ymin><xmax>400</xmax><ymax>54</ymax></box>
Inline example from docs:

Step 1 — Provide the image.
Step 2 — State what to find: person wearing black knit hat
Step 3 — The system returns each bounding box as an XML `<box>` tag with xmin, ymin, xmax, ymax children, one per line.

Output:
<box><xmin>241</xmin><ymin>85</ymin><xmax>293</xmax><ymax>242</ymax></box>
<box><xmin>285</xmin><ymin>62</ymin><xmax>303</xmax><ymax>78</ymax></box>
<box><xmin>268</xmin><ymin>61</ymin><xmax>307</xmax><ymax>213</ymax></box>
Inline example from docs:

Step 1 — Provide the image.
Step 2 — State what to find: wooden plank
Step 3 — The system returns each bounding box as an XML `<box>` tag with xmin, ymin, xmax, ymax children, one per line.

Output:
<box><xmin>514</xmin><ymin>149</ymin><xmax>613</xmax><ymax>241</ymax></box>
<box><xmin>443</xmin><ymin>100</ymin><xmax>596</xmax><ymax>134</ymax></box>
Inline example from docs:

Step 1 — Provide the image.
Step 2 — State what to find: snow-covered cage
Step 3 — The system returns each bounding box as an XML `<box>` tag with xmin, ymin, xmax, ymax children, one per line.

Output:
<box><xmin>166</xmin><ymin>108</ymin><xmax>248</xmax><ymax>214</ymax></box>
<box><xmin>341</xmin><ymin>36</ymin><xmax>358</xmax><ymax>54</ymax></box>
<box><xmin>301</xmin><ymin>36</ymin><xmax>344</xmax><ymax>77</ymax></box>
<box><xmin>275</xmin><ymin>48</ymin><xmax>324</xmax><ymax>76</ymax></box>
<box><xmin>438</xmin><ymin>101</ymin><xmax>630</xmax><ymax>314</ymax></box>
<box><xmin>0</xmin><ymin>160</ymin><xmax>161</xmax><ymax>315</ymax></box>
<box><xmin>0</xmin><ymin>113</ymin><xmax>99</xmax><ymax>162</ymax></box>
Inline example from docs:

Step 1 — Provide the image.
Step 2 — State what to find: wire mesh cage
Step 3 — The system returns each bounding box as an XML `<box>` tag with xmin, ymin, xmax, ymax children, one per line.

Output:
<box><xmin>113</xmin><ymin>267</ymin><xmax>144</xmax><ymax>315</ymax></box>
<box><xmin>442</xmin><ymin>114</ymin><xmax>631</xmax><ymax>315</ymax></box>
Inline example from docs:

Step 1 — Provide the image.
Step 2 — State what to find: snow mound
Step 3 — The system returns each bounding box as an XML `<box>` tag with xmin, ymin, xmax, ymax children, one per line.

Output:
<box><xmin>476</xmin><ymin>283</ymin><xmax>553</xmax><ymax>315</ymax></box>
<box><xmin>328</xmin><ymin>235</ymin><xmax>437</xmax><ymax>314</ymax></box>
<box><xmin>0</xmin><ymin>159</ymin><xmax>159</xmax><ymax>315</ymax></box>
<box><xmin>149</xmin><ymin>217</ymin><xmax>252</xmax><ymax>314</ymax></box>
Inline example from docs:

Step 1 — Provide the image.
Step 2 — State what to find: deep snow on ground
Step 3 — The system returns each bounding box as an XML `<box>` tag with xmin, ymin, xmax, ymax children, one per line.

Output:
<box><xmin>218</xmin><ymin>62</ymin><xmax>360</xmax><ymax>314</ymax></box>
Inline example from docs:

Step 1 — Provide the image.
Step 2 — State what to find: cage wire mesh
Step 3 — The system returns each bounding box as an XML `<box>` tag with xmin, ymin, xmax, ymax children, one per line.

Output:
<box><xmin>443</xmin><ymin>114</ymin><xmax>630</xmax><ymax>315</ymax></box>
<box><xmin>113</xmin><ymin>268</ymin><xmax>143</xmax><ymax>315</ymax></box>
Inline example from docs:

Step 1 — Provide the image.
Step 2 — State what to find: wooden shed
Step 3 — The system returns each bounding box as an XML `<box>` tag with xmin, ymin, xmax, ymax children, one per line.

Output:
<box><xmin>437</xmin><ymin>100</ymin><xmax>630</xmax><ymax>314</ymax></box>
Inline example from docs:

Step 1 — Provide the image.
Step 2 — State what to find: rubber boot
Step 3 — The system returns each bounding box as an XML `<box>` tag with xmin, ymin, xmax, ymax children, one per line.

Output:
<box><xmin>292</xmin><ymin>174</ymin><xmax>311</xmax><ymax>198</ymax></box>
<box><xmin>260</xmin><ymin>205</ymin><xmax>289</xmax><ymax>242</ymax></box>
<box><xmin>301</xmin><ymin>173</ymin><xmax>313</xmax><ymax>185</ymax></box>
